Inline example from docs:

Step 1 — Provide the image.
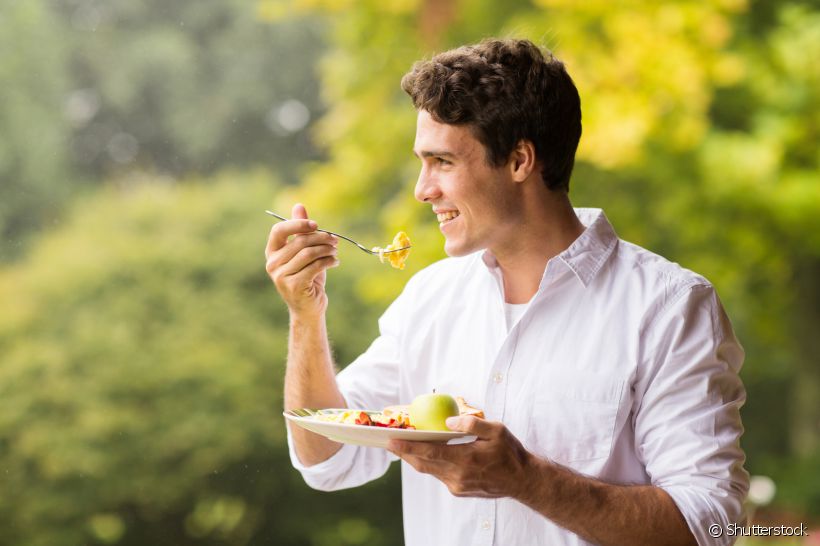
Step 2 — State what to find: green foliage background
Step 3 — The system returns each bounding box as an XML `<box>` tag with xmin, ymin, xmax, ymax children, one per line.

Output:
<box><xmin>1</xmin><ymin>0</ymin><xmax>818</xmax><ymax>544</ymax></box>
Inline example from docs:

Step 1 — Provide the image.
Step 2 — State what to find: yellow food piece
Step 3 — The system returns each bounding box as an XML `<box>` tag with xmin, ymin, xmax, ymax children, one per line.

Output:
<box><xmin>316</xmin><ymin>410</ymin><xmax>364</xmax><ymax>424</ymax></box>
<box><xmin>372</xmin><ymin>231</ymin><xmax>411</xmax><ymax>270</ymax></box>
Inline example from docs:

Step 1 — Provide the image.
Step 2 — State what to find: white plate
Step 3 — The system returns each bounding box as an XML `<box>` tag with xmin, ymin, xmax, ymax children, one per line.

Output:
<box><xmin>284</xmin><ymin>409</ymin><xmax>474</xmax><ymax>448</ymax></box>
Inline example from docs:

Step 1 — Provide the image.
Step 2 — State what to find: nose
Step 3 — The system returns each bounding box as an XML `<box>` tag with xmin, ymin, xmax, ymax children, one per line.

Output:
<box><xmin>414</xmin><ymin>166</ymin><xmax>441</xmax><ymax>203</ymax></box>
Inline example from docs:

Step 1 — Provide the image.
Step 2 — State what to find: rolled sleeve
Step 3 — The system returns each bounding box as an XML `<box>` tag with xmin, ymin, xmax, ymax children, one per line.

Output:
<box><xmin>635</xmin><ymin>284</ymin><xmax>750</xmax><ymax>546</ymax></box>
<box><xmin>286</xmin><ymin>424</ymin><xmax>398</xmax><ymax>491</ymax></box>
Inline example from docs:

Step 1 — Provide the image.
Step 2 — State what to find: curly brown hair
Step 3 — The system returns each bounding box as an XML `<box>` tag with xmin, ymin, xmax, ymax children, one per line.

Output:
<box><xmin>401</xmin><ymin>38</ymin><xmax>582</xmax><ymax>192</ymax></box>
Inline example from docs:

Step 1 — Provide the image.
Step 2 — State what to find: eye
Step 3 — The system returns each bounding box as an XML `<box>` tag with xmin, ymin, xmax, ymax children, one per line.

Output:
<box><xmin>436</xmin><ymin>157</ymin><xmax>452</xmax><ymax>166</ymax></box>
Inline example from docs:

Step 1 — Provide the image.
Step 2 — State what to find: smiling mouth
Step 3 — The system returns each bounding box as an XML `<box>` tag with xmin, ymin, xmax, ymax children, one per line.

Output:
<box><xmin>436</xmin><ymin>211</ymin><xmax>460</xmax><ymax>224</ymax></box>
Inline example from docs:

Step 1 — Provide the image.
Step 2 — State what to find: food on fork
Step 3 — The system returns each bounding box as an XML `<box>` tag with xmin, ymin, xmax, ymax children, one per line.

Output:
<box><xmin>372</xmin><ymin>231</ymin><xmax>411</xmax><ymax>270</ymax></box>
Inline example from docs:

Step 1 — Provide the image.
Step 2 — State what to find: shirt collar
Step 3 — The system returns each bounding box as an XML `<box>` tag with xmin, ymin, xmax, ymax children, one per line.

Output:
<box><xmin>480</xmin><ymin>208</ymin><xmax>619</xmax><ymax>288</ymax></box>
<box><xmin>558</xmin><ymin>208</ymin><xmax>619</xmax><ymax>287</ymax></box>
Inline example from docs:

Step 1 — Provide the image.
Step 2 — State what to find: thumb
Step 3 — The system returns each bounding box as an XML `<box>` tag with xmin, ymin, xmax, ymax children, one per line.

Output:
<box><xmin>445</xmin><ymin>415</ymin><xmax>494</xmax><ymax>438</ymax></box>
<box><xmin>292</xmin><ymin>203</ymin><xmax>308</xmax><ymax>220</ymax></box>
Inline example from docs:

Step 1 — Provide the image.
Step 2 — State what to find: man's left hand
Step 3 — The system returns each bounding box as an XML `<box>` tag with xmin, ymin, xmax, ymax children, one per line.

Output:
<box><xmin>387</xmin><ymin>416</ymin><xmax>534</xmax><ymax>499</ymax></box>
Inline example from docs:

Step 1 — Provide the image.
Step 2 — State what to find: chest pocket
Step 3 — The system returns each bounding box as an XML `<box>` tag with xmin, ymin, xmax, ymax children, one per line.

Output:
<box><xmin>524</xmin><ymin>371</ymin><xmax>626</xmax><ymax>466</ymax></box>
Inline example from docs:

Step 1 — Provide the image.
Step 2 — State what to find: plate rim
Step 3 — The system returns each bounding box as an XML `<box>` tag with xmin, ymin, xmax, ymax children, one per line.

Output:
<box><xmin>283</xmin><ymin>408</ymin><xmax>470</xmax><ymax>439</ymax></box>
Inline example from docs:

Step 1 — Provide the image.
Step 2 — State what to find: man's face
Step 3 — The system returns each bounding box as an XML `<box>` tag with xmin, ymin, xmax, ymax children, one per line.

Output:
<box><xmin>413</xmin><ymin>110</ymin><xmax>519</xmax><ymax>257</ymax></box>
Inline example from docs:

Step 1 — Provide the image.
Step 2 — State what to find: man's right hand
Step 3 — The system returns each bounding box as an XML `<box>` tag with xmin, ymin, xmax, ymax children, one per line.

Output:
<box><xmin>265</xmin><ymin>203</ymin><xmax>339</xmax><ymax>318</ymax></box>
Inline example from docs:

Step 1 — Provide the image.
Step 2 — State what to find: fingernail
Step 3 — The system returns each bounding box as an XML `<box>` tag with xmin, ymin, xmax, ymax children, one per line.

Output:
<box><xmin>445</xmin><ymin>417</ymin><xmax>459</xmax><ymax>429</ymax></box>
<box><xmin>308</xmin><ymin>220</ymin><xmax>318</xmax><ymax>229</ymax></box>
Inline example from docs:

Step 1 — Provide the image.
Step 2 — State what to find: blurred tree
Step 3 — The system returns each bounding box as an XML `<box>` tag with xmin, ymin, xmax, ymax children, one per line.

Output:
<box><xmin>0</xmin><ymin>0</ymin><xmax>327</xmax><ymax>261</ymax></box>
<box><xmin>55</xmin><ymin>0</ymin><xmax>326</xmax><ymax>180</ymax></box>
<box><xmin>261</xmin><ymin>0</ymin><xmax>820</xmax><ymax>516</ymax></box>
<box><xmin>0</xmin><ymin>174</ymin><xmax>403</xmax><ymax>545</ymax></box>
<box><xmin>0</xmin><ymin>1</ymin><xmax>71</xmax><ymax>261</ymax></box>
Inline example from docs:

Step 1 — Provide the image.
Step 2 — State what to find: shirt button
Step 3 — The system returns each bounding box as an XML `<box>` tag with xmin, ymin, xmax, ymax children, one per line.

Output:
<box><xmin>481</xmin><ymin>519</ymin><xmax>491</xmax><ymax>530</ymax></box>
<box><xmin>493</xmin><ymin>373</ymin><xmax>504</xmax><ymax>384</ymax></box>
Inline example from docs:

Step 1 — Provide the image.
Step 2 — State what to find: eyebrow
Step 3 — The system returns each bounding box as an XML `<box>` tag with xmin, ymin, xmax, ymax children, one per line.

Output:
<box><xmin>413</xmin><ymin>150</ymin><xmax>457</xmax><ymax>159</ymax></box>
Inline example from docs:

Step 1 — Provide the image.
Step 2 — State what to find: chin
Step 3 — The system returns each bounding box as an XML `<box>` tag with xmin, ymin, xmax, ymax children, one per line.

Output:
<box><xmin>443</xmin><ymin>239</ymin><xmax>478</xmax><ymax>258</ymax></box>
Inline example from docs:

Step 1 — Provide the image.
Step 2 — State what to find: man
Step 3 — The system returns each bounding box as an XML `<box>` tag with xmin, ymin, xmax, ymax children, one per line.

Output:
<box><xmin>265</xmin><ymin>39</ymin><xmax>748</xmax><ymax>546</ymax></box>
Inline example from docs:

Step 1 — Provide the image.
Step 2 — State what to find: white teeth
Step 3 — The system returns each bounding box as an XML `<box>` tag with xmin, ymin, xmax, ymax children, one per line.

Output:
<box><xmin>436</xmin><ymin>211</ymin><xmax>460</xmax><ymax>222</ymax></box>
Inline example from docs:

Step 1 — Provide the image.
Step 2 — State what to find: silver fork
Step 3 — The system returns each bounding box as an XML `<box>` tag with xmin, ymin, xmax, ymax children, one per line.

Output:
<box><xmin>265</xmin><ymin>210</ymin><xmax>411</xmax><ymax>255</ymax></box>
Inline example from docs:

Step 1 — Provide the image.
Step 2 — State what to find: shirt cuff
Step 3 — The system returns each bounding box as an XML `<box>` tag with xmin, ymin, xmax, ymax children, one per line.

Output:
<box><xmin>664</xmin><ymin>484</ymin><xmax>747</xmax><ymax>546</ymax></box>
<box><xmin>286</xmin><ymin>422</ymin><xmax>359</xmax><ymax>491</ymax></box>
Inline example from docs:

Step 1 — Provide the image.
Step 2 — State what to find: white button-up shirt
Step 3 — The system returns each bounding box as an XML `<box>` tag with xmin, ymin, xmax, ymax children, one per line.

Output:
<box><xmin>287</xmin><ymin>208</ymin><xmax>749</xmax><ymax>546</ymax></box>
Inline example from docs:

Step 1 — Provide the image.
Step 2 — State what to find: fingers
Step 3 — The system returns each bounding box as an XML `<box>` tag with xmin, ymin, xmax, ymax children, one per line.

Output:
<box><xmin>265</xmin><ymin>218</ymin><xmax>318</xmax><ymax>257</ymax></box>
<box><xmin>388</xmin><ymin>439</ymin><xmax>469</xmax><ymax>462</ymax></box>
<box><xmin>277</xmin><ymin>256</ymin><xmax>339</xmax><ymax>294</ymax></box>
<box><xmin>266</xmin><ymin>231</ymin><xmax>338</xmax><ymax>274</ymax></box>
<box><xmin>389</xmin><ymin>425</ymin><xmax>531</xmax><ymax>500</ymax></box>
<box><xmin>390</xmin><ymin>443</ymin><xmax>459</xmax><ymax>475</ymax></box>
<box><xmin>399</xmin><ymin>453</ymin><xmax>445</xmax><ymax>477</ymax></box>
<box><xmin>276</xmin><ymin>246</ymin><xmax>339</xmax><ymax>280</ymax></box>
<box><xmin>292</xmin><ymin>203</ymin><xmax>308</xmax><ymax>220</ymax></box>
<box><xmin>263</xmin><ymin>203</ymin><xmax>343</xmax><ymax>315</ymax></box>
<box><xmin>264</xmin><ymin>203</ymin><xmax>323</xmax><ymax>258</ymax></box>
<box><xmin>389</xmin><ymin>443</ymin><xmax>478</xmax><ymax>497</ymax></box>
<box><xmin>389</xmin><ymin>439</ymin><xmax>444</xmax><ymax>459</ymax></box>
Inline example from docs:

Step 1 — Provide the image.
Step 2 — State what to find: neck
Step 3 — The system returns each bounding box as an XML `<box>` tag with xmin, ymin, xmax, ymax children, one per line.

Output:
<box><xmin>491</xmin><ymin>188</ymin><xmax>585</xmax><ymax>304</ymax></box>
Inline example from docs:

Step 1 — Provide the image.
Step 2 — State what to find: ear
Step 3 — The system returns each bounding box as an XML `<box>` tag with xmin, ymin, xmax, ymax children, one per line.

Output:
<box><xmin>508</xmin><ymin>139</ymin><xmax>537</xmax><ymax>183</ymax></box>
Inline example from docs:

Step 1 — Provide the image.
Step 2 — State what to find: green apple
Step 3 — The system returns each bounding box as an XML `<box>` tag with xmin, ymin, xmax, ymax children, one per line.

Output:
<box><xmin>409</xmin><ymin>392</ymin><xmax>459</xmax><ymax>431</ymax></box>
